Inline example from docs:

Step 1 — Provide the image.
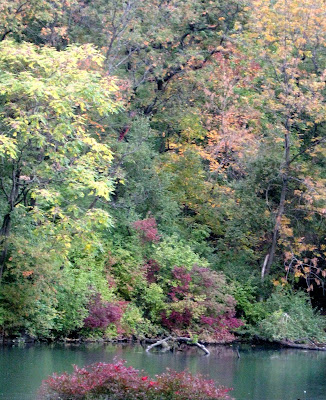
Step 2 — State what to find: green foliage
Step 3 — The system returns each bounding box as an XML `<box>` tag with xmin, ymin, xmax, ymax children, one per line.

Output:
<box><xmin>153</xmin><ymin>235</ymin><xmax>209</xmax><ymax>274</ymax></box>
<box><xmin>0</xmin><ymin>39</ymin><xmax>120</xmax><ymax>337</ymax></box>
<box><xmin>54</xmin><ymin>251</ymin><xmax>116</xmax><ymax>336</ymax></box>
<box><xmin>105</xmin><ymin>240</ymin><xmax>145</xmax><ymax>301</ymax></box>
<box><xmin>109</xmin><ymin>117</ymin><xmax>180</xmax><ymax>229</ymax></box>
<box><xmin>255</xmin><ymin>289</ymin><xmax>326</xmax><ymax>343</ymax></box>
<box><xmin>259</xmin><ymin>291</ymin><xmax>326</xmax><ymax>343</ymax></box>
<box><xmin>141</xmin><ymin>283</ymin><xmax>166</xmax><ymax>322</ymax></box>
<box><xmin>233</xmin><ymin>282</ymin><xmax>267</xmax><ymax>326</ymax></box>
<box><xmin>120</xmin><ymin>304</ymin><xmax>144</xmax><ymax>336</ymax></box>
<box><xmin>119</xmin><ymin>304</ymin><xmax>165</xmax><ymax>338</ymax></box>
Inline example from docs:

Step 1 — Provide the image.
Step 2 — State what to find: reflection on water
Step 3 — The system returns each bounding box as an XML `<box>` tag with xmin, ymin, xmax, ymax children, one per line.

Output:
<box><xmin>0</xmin><ymin>343</ymin><xmax>325</xmax><ymax>399</ymax></box>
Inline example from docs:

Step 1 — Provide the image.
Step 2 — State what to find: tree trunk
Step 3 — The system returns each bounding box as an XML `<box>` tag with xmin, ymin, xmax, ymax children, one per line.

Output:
<box><xmin>277</xmin><ymin>339</ymin><xmax>326</xmax><ymax>351</ymax></box>
<box><xmin>0</xmin><ymin>167</ymin><xmax>20</xmax><ymax>283</ymax></box>
<box><xmin>262</xmin><ymin>176</ymin><xmax>288</xmax><ymax>279</ymax></box>
<box><xmin>0</xmin><ymin>213</ymin><xmax>12</xmax><ymax>283</ymax></box>
<box><xmin>262</xmin><ymin>129</ymin><xmax>290</xmax><ymax>281</ymax></box>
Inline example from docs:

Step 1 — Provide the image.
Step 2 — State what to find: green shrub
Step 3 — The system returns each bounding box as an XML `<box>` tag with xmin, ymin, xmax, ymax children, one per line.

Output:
<box><xmin>256</xmin><ymin>289</ymin><xmax>326</xmax><ymax>343</ymax></box>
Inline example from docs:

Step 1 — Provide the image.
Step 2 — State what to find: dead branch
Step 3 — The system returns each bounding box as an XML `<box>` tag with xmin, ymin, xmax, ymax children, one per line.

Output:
<box><xmin>145</xmin><ymin>336</ymin><xmax>210</xmax><ymax>355</ymax></box>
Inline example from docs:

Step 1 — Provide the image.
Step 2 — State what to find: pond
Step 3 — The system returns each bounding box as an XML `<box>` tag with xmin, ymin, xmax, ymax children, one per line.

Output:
<box><xmin>0</xmin><ymin>343</ymin><xmax>325</xmax><ymax>399</ymax></box>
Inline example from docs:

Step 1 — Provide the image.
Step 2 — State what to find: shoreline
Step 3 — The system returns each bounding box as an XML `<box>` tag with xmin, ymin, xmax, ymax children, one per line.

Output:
<box><xmin>3</xmin><ymin>335</ymin><xmax>326</xmax><ymax>352</ymax></box>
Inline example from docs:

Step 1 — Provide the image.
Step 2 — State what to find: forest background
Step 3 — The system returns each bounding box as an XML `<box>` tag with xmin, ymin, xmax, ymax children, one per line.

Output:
<box><xmin>1</xmin><ymin>0</ymin><xmax>326</xmax><ymax>345</ymax></box>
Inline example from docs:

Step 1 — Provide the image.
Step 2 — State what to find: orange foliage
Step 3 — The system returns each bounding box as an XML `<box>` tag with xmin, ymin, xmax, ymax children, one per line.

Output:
<box><xmin>200</xmin><ymin>50</ymin><xmax>261</xmax><ymax>175</ymax></box>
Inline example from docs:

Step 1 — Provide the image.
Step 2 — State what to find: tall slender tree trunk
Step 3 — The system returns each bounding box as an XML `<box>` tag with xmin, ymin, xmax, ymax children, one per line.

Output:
<box><xmin>0</xmin><ymin>213</ymin><xmax>12</xmax><ymax>283</ymax></box>
<box><xmin>0</xmin><ymin>167</ymin><xmax>20</xmax><ymax>284</ymax></box>
<box><xmin>261</xmin><ymin>176</ymin><xmax>288</xmax><ymax>280</ymax></box>
<box><xmin>262</xmin><ymin>127</ymin><xmax>290</xmax><ymax>281</ymax></box>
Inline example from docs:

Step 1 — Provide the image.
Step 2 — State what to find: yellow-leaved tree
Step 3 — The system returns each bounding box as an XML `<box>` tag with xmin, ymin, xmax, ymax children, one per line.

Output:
<box><xmin>0</xmin><ymin>40</ymin><xmax>121</xmax><ymax>335</ymax></box>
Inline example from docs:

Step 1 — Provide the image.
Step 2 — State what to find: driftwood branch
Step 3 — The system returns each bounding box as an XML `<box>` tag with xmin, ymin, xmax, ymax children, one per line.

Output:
<box><xmin>145</xmin><ymin>336</ymin><xmax>172</xmax><ymax>352</ymax></box>
<box><xmin>193</xmin><ymin>341</ymin><xmax>210</xmax><ymax>355</ymax></box>
<box><xmin>145</xmin><ymin>336</ymin><xmax>210</xmax><ymax>355</ymax></box>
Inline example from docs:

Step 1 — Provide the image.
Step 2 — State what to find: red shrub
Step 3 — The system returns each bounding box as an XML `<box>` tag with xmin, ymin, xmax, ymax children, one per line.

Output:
<box><xmin>199</xmin><ymin>314</ymin><xmax>243</xmax><ymax>342</ymax></box>
<box><xmin>168</xmin><ymin>266</ymin><xmax>192</xmax><ymax>301</ymax></box>
<box><xmin>200</xmin><ymin>314</ymin><xmax>243</xmax><ymax>330</ymax></box>
<box><xmin>38</xmin><ymin>359</ymin><xmax>233</xmax><ymax>400</ymax></box>
<box><xmin>132</xmin><ymin>217</ymin><xmax>160</xmax><ymax>243</ymax></box>
<box><xmin>161</xmin><ymin>309</ymin><xmax>193</xmax><ymax>330</ymax></box>
<box><xmin>159</xmin><ymin>265</ymin><xmax>242</xmax><ymax>341</ymax></box>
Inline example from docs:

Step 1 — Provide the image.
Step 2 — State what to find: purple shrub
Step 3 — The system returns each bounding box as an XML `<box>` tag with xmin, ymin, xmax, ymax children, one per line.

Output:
<box><xmin>84</xmin><ymin>294</ymin><xmax>123</xmax><ymax>329</ymax></box>
<box><xmin>143</xmin><ymin>259</ymin><xmax>161</xmax><ymax>283</ymax></box>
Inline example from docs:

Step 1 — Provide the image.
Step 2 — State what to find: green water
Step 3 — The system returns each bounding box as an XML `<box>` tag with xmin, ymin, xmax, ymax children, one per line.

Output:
<box><xmin>0</xmin><ymin>343</ymin><xmax>325</xmax><ymax>399</ymax></box>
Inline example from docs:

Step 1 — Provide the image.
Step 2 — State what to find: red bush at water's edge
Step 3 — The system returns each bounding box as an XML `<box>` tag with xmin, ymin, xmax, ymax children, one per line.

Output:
<box><xmin>38</xmin><ymin>359</ymin><xmax>233</xmax><ymax>400</ymax></box>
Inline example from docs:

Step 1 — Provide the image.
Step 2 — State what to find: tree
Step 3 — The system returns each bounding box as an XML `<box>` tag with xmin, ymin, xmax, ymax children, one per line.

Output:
<box><xmin>248</xmin><ymin>0</ymin><xmax>326</xmax><ymax>281</ymax></box>
<box><xmin>0</xmin><ymin>39</ymin><xmax>121</xmax><ymax>334</ymax></box>
<box><xmin>0</xmin><ymin>0</ymin><xmax>77</xmax><ymax>46</ymax></box>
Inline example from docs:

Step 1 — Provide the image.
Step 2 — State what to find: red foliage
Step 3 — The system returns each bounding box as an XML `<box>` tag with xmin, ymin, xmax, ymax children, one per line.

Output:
<box><xmin>191</xmin><ymin>265</ymin><xmax>216</xmax><ymax>289</ymax></box>
<box><xmin>159</xmin><ymin>265</ymin><xmax>242</xmax><ymax>341</ymax></box>
<box><xmin>118</xmin><ymin>126</ymin><xmax>130</xmax><ymax>141</ymax></box>
<box><xmin>132</xmin><ymin>217</ymin><xmax>160</xmax><ymax>243</ymax></box>
<box><xmin>199</xmin><ymin>313</ymin><xmax>243</xmax><ymax>343</ymax></box>
<box><xmin>84</xmin><ymin>294</ymin><xmax>123</xmax><ymax>329</ymax></box>
<box><xmin>201</xmin><ymin>315</ymin><xmax>243</xmax><ymax>330</ymax></box>
<box><xmin>38</xmin><ymin>359</ymin><xmax>233</xmax><ymax>400</ymax></box>
<box><xmin>143</xmin><ymin>259</ymin><xmax>161</xmax><ymax>283</ymax></box>
<box><xmin>161</xmin><ymin>309</ymin><xmax>193</xmax><ymax>330</ymax></box>
<box><xmin>169</xmin><ymin>266</ymin><xmax>192</xmax><ymax>301</ymax></box>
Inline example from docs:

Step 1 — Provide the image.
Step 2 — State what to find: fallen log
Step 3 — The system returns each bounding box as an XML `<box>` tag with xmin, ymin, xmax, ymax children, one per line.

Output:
<box><xmin>145</xmin><ymin>336</ymin><xmax>210</xmax><ymax>355</ymax></box>
<box><xmin>277</xmin><ymin>340</ymin><xmax>326</xmax><ymax>351</ymax></box>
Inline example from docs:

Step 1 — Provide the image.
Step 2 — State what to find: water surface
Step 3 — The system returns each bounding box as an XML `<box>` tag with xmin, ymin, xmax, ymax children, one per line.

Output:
<box><xmin>0</xmin><ymin>343</ymin><xmax>325</xmax><ymax>399</ymax></box>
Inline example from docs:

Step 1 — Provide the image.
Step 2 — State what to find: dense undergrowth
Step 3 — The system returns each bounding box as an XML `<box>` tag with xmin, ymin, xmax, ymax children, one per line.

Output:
<box><xmin>1</xmin><ymin>0</ymin><xmax>326</xmax><ymax>345</ymax></box>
